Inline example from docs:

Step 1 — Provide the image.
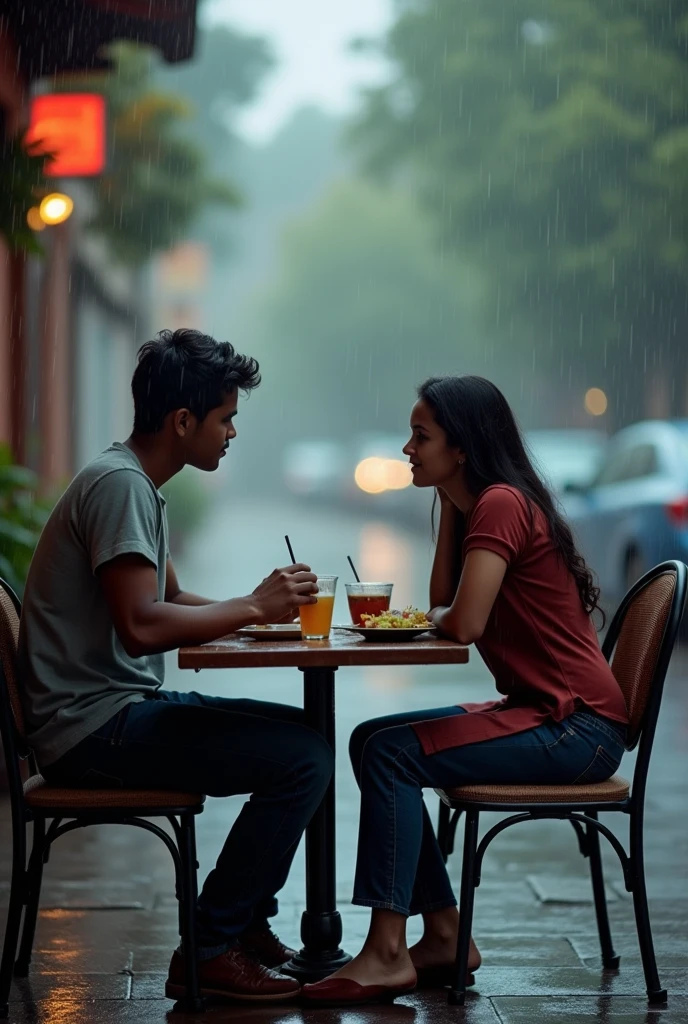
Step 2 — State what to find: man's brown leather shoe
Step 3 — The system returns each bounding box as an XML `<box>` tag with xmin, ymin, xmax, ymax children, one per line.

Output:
<box><xmin>240</xmin><ymin>926</ymin><xmax>298</xmax><ymax>968</ymax></box>
<box><xmin>165</xmin><ymin>948</ymin><xmax>301</xmax><ymax>1003</ymax></box>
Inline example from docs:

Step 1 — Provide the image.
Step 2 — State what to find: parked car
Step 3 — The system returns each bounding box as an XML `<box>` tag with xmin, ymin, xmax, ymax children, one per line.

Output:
<box><xmin>562</xmin><ymin>420</ymin><xmax>688</xmax><ymax>609</ymax></box>
<box><xmin>527</xmin><ymin>429</ymin><xmax>608</xmax><ymax>495</ymax></box>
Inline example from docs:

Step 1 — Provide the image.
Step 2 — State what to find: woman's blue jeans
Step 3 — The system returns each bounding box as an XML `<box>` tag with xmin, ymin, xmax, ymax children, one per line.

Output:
<box><xmin>42</xmin><ymin>691</ymin><xmax>334</xmax><ymax>956</ymax></box>
<box><xmin>349</xmin><ymin>707</ymin><xmax>627</xmax><ymax>917</ymax></box>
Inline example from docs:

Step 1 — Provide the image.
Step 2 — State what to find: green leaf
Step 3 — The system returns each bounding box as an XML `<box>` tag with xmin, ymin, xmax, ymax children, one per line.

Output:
<box><xmin>0</xmin><ymin>519</ymin><xmax>38</xmax><ymax>549</ymax></box>
<box><xmin>0</xmin><ymin>464</ymin><xmax>39</xmax><ymax>490</ymax></box>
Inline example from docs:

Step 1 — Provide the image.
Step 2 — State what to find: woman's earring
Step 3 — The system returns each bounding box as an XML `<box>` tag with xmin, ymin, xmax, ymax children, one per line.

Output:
<box><xmin>458</xmin><ymin>459</ymin><xmax>465</xmax><ymax>466</ymax></box>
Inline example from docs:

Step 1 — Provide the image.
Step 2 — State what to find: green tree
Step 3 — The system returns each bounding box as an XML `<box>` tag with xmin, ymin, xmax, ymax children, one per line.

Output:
<box><xmin>354</xmin><ymin>1</ymin><xmax>688</xmax><ymax>422</ymax></box>
<box><xmin>248</xmin><ymin>179</ymin><xmax>492</xmax><ymax>444</ymax></box>
<box><xmin>154</xmin><ymin>24</ymin><xmax>274</xmax><ymax>261</ymax></box>
<box><xmin>155</xmin><ymin>25</ymin><xmax>274</xmax><ymax>170</ymax></box>
<box><xmin>0</xmin><ymin>137</ymin><xmax>51</xmax><ymax>256</ymax></box>
<box><xmin>59</xmin><ymin>37</ymin><xmax>268</xmax><ymax>265</ymax></box>
<box><xmin>0</xmin><ymin>445</ymin><xmax>52</xmax><ymax>595</ymax></box>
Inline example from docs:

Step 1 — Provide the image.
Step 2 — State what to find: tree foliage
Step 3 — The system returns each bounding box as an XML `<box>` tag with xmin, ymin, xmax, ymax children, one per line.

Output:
<box><xmin>0</xmin><ymin>138</ymin><xmax>51</xmax><ymax>256</ymax></box>
<box><xmin>155</xmin><ymin>24</ymin><xmax>274</xmax><ymax>168</ymax></box>
<box><xmin>250</xmin><ymin>179</ymin><xmax>488</xmax><ymax>441</ymax></box>
<box><xmin>354</xmin><ymin>0</ymin><xmax>688</xmax><ymax>420</ymax></box>
<box><xmin>59</xmin><ymin>34</ymin><xmax>270</xmax><ymax>265</ymax></box>
<box><xmin>0</xmin><ymin>444</ymin><xmax>52</xmax><ymax>595</ymax></box>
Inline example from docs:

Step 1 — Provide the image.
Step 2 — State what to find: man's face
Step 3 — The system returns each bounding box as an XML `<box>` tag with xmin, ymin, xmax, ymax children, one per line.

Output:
<box><xmin>181</xmin><ymin>390</ymin><xmax>238</xmax><ymax>472</ymax></box>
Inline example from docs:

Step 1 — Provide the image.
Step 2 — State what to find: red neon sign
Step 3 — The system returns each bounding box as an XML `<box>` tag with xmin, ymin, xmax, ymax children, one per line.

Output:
<box><xmin>26</xmin><ymin>94</ymin><xmax>106</xmax><ymax>177</ymax></box>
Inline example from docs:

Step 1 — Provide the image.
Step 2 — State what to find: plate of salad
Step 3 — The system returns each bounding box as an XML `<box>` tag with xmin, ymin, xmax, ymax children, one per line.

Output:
<box><xmin>336</xmin><ymin>607</ymin><xmax>437</xmax><ymax>643</ymax></box>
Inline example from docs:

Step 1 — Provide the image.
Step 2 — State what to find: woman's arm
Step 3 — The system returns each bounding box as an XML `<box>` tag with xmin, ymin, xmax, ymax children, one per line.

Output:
<box><xmin>430</xmin><ymin>548</ymin><xmax>508</xmax><ymax>646</ymax></box>
<box><xmin>429</xmin><ymin>495</ymin><xmax>460</xmax><ymax>609</ymax></box>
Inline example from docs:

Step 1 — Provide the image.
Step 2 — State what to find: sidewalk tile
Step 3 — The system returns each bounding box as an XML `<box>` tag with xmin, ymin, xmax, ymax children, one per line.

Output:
<box><xmin>494</xmin><ymin>995</ymin><xmax>688</xmax><ymax>1023</ymax></box>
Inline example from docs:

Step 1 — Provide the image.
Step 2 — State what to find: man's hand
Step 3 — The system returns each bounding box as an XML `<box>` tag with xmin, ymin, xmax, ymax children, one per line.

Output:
<box><xmin>98</xmin><ymin>555</ymin><xmax>313</xmax><ymax>657</ymax></box>
<box><xmin>273</xmin><ymin>609</ymin><xmax>300</xmax><ymax>624</ymax></box>
<box><xmin>251</xmin><ymin>564</ymin><xmax>318</xmax><ymax>625</ymax></box>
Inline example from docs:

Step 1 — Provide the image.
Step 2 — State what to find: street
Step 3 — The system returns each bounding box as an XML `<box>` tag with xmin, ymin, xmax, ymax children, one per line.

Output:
<box><xmin>2</xmin><ymin>495</ymin><xmax>688</xmax><ymax>1023</ymax></box>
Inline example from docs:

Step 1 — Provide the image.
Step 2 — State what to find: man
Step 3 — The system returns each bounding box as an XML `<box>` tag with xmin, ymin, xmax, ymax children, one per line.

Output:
<box><xmin>18</xmin><ymin>329</ymin><xmax>334</xmax><ymax>1003</ymax></box>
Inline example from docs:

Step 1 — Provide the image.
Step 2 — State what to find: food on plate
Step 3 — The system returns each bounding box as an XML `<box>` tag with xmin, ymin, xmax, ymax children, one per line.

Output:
<box><xmin>360</xmin><ymin>607</ymin><xmax>433</xmax><ymax>629</ymax></box>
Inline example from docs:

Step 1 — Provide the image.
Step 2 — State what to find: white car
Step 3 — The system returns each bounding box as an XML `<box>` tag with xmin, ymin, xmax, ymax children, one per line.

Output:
<box><xmin>527</xmin><ymin>429</ymin><xmax>608</xmax><ymax>495</ymax></box>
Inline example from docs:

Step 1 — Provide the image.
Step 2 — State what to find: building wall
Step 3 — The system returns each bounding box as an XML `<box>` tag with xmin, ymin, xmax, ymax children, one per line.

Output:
<box><xmin>0</xmin><ymin>22</ymin><xmax>27</xmax><ymax>458</ymax></box>
<box><xmin>73</xmin><ymin>296</ymin><xmax>138</xmax><ymax>469</ymax></box>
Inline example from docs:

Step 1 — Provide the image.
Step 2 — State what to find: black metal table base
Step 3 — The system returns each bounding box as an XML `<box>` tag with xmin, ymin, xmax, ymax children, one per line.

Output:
<box><xmin>281</xmin><ymin>667</ymin><xmax>352</xmax><ymax>980</ymax></box>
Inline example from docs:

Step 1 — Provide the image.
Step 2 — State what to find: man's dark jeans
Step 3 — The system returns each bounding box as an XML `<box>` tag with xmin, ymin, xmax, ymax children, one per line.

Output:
<box><xmin>43</xmin><ymin>691</ymin><xmax>334</xmax><ymax>956</ymax></box>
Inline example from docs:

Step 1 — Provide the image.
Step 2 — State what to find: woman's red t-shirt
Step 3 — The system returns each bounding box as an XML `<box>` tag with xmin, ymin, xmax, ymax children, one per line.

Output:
<box><xmin>412</xmin><ymin>484</ymin><xmax>628</xmax><ymax>756</ymax></box>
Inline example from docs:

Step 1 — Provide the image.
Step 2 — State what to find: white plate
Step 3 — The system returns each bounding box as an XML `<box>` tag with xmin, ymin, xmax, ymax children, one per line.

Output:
<box><xmin>237</xmin><ymin>625</ymin><xmax>303</xmax><ymax>641</ymax></box>
<box><xmin>335</xmin><ymin>625</ymin><xmax>437</xmax><ymax>643</ymax></box>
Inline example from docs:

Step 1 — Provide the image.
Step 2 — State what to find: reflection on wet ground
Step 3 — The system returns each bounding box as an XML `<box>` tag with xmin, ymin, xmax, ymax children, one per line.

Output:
<box><xmin>2</xmin><ymin>499</ymin><xmax>687</xmax><ymax>1022</ymax></box>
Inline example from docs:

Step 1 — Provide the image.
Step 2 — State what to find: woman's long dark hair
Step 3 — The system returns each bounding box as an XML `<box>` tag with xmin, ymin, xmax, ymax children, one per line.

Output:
<box><xmin>419</xmin><ymin>375</ymin><xmax>604</xmax><ymax>625</ymax></box>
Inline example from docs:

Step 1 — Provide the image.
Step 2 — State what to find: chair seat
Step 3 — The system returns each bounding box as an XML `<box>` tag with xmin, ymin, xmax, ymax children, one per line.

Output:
<box><xmin>23</xmin><ymin>775</ymin><xmax>204</xmax><ymax>810</ymax></box>
<box><xmin>437</xmin><ymin>773</ymin><xmax>630</xmax><ymax>806</ymax></box>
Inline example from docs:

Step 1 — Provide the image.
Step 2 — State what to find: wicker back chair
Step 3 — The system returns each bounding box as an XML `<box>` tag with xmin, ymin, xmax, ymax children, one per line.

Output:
<box><xmin>435</xmin><ymin>560</ymin><xmax>687</xmax><ymax>1008</ymax></box>
<box><xmin>0</xmin><ymin>578</ymin><xmax>206</xmax><ymax>1017</ymax></box>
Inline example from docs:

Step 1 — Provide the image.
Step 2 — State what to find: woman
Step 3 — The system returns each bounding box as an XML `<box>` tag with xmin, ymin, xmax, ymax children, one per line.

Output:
<box><xmin>303</xmin><ymin>375</ymin><xmax>628</xmax><ymax>1007</ymax></box>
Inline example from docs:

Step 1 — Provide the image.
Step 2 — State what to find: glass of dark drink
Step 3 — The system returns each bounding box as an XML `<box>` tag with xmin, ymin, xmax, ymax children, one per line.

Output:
<box><xmin>345</xmin><ymin>582</ymin><xmax>394</xmax><ymax>625</ymax></box>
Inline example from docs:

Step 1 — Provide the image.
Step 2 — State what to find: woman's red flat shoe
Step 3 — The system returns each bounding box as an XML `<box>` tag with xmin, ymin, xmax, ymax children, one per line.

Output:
<box><xmin>301</xmin><ymin>977</ymin><xmax>417</xmax><ymax>1007</ymax></box>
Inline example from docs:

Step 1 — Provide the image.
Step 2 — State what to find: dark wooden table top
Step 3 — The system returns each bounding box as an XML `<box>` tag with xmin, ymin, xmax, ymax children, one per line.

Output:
<box><xmin>179</xmin><ymin>628</ymin><xmax>469</xmax><ymax>670</ymax></box>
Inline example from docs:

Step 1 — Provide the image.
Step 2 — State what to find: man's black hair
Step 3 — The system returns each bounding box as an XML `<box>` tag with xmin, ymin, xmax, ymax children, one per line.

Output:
<box><xmin>132</xmin><ymin>329</ymin><xmax>261</xmax><ymax>434</ymax></box>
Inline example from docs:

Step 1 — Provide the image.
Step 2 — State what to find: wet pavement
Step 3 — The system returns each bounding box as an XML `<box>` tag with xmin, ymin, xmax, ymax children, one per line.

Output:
<box><xmin>2</xmin><ymin>497</ymin><xmax>687</xmax><ymax>1023</ymax></box>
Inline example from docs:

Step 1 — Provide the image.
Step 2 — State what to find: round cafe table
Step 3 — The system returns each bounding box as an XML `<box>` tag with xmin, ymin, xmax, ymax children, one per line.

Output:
<box><xmin>178</xmin><ymin>629</ymin><xmax>469</xmax><ymax>980</ymax></box>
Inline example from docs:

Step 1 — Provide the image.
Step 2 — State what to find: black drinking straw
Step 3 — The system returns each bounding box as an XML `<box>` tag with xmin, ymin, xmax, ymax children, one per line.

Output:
<box><xmin>285</xmin><ymin>535</ymin><xmax>296</xmax><ymax>564</ymax></box>
<box><xmin>347</xmin><ymin>555</ymin><xmax>361</xmax><ymax>582</ymax></box>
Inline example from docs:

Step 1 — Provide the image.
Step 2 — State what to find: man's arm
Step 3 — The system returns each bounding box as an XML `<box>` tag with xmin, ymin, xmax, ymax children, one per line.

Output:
<box><xmin>99</xmin><ymin>554</ymin><xmax>317</xmax><ymax>658</ymax></box>
<box><xmin>165</xmin><ymin>558</ymin><xmax>216</xmax><ymax>606</ymax></box>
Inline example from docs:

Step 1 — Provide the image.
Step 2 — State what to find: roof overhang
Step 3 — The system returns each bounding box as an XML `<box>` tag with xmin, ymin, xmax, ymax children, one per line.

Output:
<box><xmin>5</xmin><ymin>0</ymin><xmax>198</xmax><ymax>81</ymax></box>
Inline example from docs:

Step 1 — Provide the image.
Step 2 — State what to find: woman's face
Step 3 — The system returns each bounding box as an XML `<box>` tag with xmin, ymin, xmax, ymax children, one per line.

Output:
<box><xmin>403</xmin><ymin>399</ymin><xmax>465</xmax><ymax>488</ymax></box>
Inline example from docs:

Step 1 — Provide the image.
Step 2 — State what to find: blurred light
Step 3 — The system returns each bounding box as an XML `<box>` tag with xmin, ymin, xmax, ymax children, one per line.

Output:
<box><xmin>26</xmin><ymin>206</ymin><xmax>46</xmax><ymax>232</ymax></box>
<box><xmin>355</xmin><ymin>457</ymin><xmax>387</xmax><ymax>494</ymax></box>
<box><xmin>666</xmin><ymin>497</ymin><xmax>688</xmax><ymax>526</ymax></box>
<box><xmin>584</xmin><ymin>387</ymin><xmax>608</xmax><ymax>416</ymax></box>
<box><xmin>521</xmin><ymin>19</ymin><xmax>556</xmax><ymax>44</ymax></box>
<box><xmin>354</xmin><ymin>457</ymin><xmax>413</xmax><ymax>494</ymax></box>
<box><xmin>26</xmin><ymin>93</ymin><xmax>106</xmax><ymax>177</ymax></box>
<box><xmin>39</xmin><ymin>193</ymin><xmax>74</xmax><ymax>225</ymax></box>
<box><xmin>385</xmin><ymin>459</ymin><xmax>413</xmax><ymax>490</ymax></box>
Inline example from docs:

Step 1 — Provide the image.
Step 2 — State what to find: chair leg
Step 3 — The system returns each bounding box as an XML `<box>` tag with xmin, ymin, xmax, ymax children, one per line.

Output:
<box><xmin>448</xmin><ymin>809</ymin><xmax>479</xmax><ymax>1007</ymax></box>
<box><xmin>446</xmin><ymin>809</ymin><xmax>462</xmax><ymax>860</ymax></box>
<box><xmin>0</xmin><ymin>822</ymin><xmax>26</xmax><ymax>1018</ymax></box>
<box><xmin>586</xmin><ymin>813</ymin><xmax>620</xmax><ymax>970</ymax></box>
<box><xmin>630</xmin><ymin>812</ymin><xmax>667</xmax><ymax>1005</ymax></box>
<box><xmin>14</xmin><ymin>817</ymin><xmax>46</xmax><ymax>977</ymax></box>
<box><xmin>175</xmin><ymin>814</ymin><xmax>204</xmax><ymax>1012</ymax></box>
<box><xmin>437</xmin><ymin>800</ymin><xmax>451</xmax><ymax>863</ymax></box>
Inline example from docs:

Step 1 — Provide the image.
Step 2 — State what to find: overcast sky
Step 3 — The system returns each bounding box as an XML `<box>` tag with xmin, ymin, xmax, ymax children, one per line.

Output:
<box><xmin>204</xmin><ymin>0</ymin><xmax>392</xmax><ymax>142</ymax></box>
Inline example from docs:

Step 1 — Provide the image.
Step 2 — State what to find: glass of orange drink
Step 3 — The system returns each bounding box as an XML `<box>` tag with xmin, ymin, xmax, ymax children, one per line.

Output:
<box><xmin>300</xmin><ymin>575</ymin><xmax>338</xmax><ymax>640</ymax></box>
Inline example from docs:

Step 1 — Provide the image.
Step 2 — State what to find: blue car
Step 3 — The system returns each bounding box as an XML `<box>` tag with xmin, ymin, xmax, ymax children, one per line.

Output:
<box><xmin>563</xmin><ymin>420</ymin><xmax>688</xmax><ymax>611</ymax></box>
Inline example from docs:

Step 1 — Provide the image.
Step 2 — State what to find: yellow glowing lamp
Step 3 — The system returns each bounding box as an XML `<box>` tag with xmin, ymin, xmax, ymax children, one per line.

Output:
<box><xmin>26</xmin><ymin>207</ymin><xmax>46</xmax><ymax>232</ymax></box>
<box><xmin>39</xmin><ymin>193</ymin><xmax>74</xmax><ymax>226</ymax></box>
<box><xmin>584</xmin><ymin>387</ymin><xmax>608</xmax><ymax>416</ymax></box>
